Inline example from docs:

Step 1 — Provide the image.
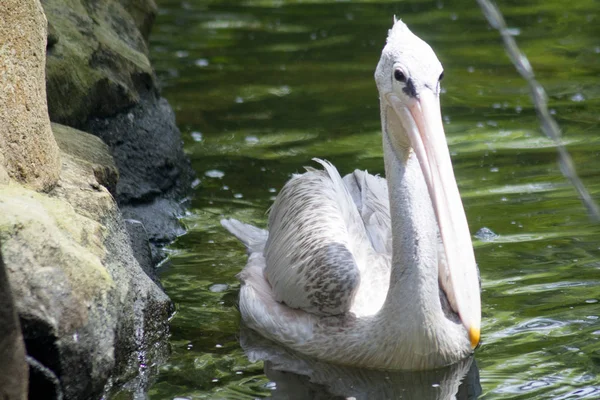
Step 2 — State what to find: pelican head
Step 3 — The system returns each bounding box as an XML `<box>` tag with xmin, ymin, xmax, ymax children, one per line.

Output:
<box><xmin>375</xmin><ymin>20</ymin><xmax>481</xmax><ymax>349</ymax></box>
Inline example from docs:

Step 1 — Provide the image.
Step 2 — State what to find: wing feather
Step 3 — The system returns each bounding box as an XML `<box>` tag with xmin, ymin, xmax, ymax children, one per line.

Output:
<box><xmin>343</xmin><ymin>170</ymin><xmax>391</xmax><ymax>255</ymax></box>
<box><xmin>264</xmin><ymin>160</ymin><xmax>374</xmax><ymax>316</ymax></box>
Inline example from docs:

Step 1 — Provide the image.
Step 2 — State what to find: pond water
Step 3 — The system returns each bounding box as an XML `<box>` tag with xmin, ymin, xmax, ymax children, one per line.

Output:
<box><xmin>146</xmin><ymin>0</ymin><xmax>600</xmax><ymax>398</ymax></box>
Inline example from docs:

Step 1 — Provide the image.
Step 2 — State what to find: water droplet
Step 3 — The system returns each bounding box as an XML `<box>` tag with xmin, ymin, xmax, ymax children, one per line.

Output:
<box><xmin>191</xmin><ymin>131</ymin><xmax>203</xmax><ymax>142</ymax></box>
<box><xmin>175</xmin><ymin>50</ymin><xmax>189</xmax><ymax>58</ymax></box>
<box><xmin>195</xmin><ymin>58</ymin><xmax>209</xmax><ymax>67</ymax></box>
<box><xmin>234</xmin><ymin>193</ymin><xmax>243</xmax><ymax>199</ymax></box>
<box><xmin>205</xmin><ymin>169</ymin><xmax>225</xmax><ymax>179</ymax></box>
<box><xmin>586</xmin><ymin>299</ymin><xmax>598</xmax><ymax>304</ymax></box>
<box><xmin>268</xmin><ymin>188</ymin><xmax>276</xmax><ymax>193</ymax></box>
<box><xmin>570</xmin><ymin>93</ymin><xmax>585</xmax><ymax>102</ymax></box>
<box><xmin>265</xmin><ymin>381</ymin><xmax>277</xmax><ymax>389</ymax></box>
<box><xmin>467</xmin><ymin>66</ymin><xmax>474</xmax><ymax>73</ymax></box>
<box><xmin>235</xmin><ymin>96</ymin><xmax>244</xmax><ymax>104</ymax></box>
<box><xmin>191</xmin><ymin>178</ymin><xmax>201</xmax><ymax>188</ymax></box>
<box><xmin>490</xmin><ymin>167</ymin><xmax>499</xmax><ymax>172</ymax></box>
<box><xmin>209</xmin><ymin>283</ymin><xmax>229</xmax><ymax>293</ymax></box>
<box><xmin>245</xmin><ymin>136</ymin><xmax>259</xmax><ymax>144</ymax></box>
<box><xmin>215</xmin><ymin>344</ymin><xmax>223</xmax><ymax>348</ymax></box>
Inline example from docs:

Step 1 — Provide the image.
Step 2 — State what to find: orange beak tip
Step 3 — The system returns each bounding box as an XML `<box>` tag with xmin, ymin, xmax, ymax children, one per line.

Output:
<box><xmin>469</xmin><ymin>327</ymin><xmax>480</xmax><ymax>349</ymax></box>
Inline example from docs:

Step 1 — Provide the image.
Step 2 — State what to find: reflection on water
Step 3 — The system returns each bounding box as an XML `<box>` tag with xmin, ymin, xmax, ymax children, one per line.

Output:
<box><xmin>241</xmin><ymin>328</ymin><xmax>482</xmax><ymax>400</ymax></box>
<box><xmin>147</xmin><ymin>0</ymin><xmax>600</xmax><ymax>399</ymax></box>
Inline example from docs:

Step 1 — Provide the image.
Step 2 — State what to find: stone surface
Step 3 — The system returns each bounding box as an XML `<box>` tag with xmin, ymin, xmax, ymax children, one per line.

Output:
<box><xmin>0</xmin><ymin>0</ymin><xmax>61</xmax><ymax>191</ymax></box>
<box><xmin>86</xmin><ymin>94</ymin><xmax>192</xmax><ymax>205</ymax></box>
<box><xmin>52</xmin><ymin>122</ymin><xmax>119</xmax><ymax>196</ymax></box>
<box><xmin>0</xmin><ymin>128</ymin><xmax>171</xmax><ymax>399</ymax></box>
<box><xmin>0</xmin><ymin>247</ymin><xmax>29</xmax><ymax>400</ymax></box>
<box><xmin>42</xmin><ymin>0</ymin><xmax>193</xmax><ymax>255</ymax></box>
<box><xmin>42</xmin><ymin>0</ymin><xmax>156</xmax><ymax>127</ymax></box>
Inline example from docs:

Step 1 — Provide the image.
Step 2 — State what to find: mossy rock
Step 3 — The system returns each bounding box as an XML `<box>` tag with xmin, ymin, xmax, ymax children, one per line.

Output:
<box><xmin>0</xmin><ymin>129</ymin><xmax>171</xmax><ymax>399</ymax></box>
<box><xmin>42</xmin><ymin>0</ymin><xmax>157</xmax><ymax>127</ymax></box>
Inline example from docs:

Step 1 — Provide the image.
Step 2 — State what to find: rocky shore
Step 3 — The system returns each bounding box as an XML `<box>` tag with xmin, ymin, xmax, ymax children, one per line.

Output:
<box><xmin>0</xmin><ymin>0</ymin><xmax>192</xmax><ymax>398</ymax></box>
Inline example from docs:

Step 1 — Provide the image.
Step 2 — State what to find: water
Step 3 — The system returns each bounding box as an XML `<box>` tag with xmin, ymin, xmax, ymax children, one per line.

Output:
<box><xmin>147</xmin><ymin>0</ymin><xmax>600</xmax><ymax>398</ymax></box>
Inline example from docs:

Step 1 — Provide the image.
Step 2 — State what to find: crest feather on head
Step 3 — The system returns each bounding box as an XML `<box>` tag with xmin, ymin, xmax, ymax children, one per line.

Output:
<box><xmin>387</xmin><ymin>18</ymin><xmax>410</xmax><ymax>43</ymax></box>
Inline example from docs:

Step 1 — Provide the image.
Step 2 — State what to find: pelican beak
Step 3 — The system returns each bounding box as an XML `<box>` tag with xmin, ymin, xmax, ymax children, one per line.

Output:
<box><xmin>387</xmin><ymin>90</ymin><xmax>481</xmax><ymax>349</ymax></box>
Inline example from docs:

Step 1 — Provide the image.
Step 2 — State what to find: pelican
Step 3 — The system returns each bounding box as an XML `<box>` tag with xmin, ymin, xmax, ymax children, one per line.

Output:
<box><xmin>222</xmin><ymin>19</ymin><xmax>481</xmax><ymax>370</ymax></box>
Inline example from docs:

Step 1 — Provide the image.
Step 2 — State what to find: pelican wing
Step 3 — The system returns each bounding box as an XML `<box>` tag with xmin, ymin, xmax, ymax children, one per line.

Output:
<box><xmin>264</xmin><ymin>159</ymin><xmax>380</xmax><ymax>317</ymax></box>
<box><xmin>343</xmin><ymin>170</ymin><xmax>391</xmax><ymax>255</ymax></box>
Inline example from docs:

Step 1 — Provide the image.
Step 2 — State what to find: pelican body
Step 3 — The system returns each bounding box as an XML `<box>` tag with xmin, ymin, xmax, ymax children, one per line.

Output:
<box><xmin>222</xmin><ymin>20</ymin><xmax>481</xmax><ymax>370</ymax></box>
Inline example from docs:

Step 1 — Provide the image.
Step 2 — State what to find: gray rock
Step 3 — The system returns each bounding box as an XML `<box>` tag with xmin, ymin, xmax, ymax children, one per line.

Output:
<box><xmin>0</xmin><ymin>247</ymin><xmax>28</xmax><ymax>400</ymax></box>
<box><xmin>43</xmin><ymin>0</ymin><xmax>194</xmax><ymax>259</ymax></box>
<box><xmin>86</xmin><ymin>93</ymin><xmax>193</xmax><ymax>205</ymax></box>
<box><xmin>1</xmin><ymin>126</ymin><xmax>171</xmax><ymax>399</ymax></box>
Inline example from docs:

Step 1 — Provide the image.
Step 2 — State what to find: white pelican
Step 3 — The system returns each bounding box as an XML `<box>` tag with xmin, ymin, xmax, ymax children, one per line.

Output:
<box><xmin>222</xmin><ymin>19</ymin><xmax>481</xmax><ymax>370</ymax></box>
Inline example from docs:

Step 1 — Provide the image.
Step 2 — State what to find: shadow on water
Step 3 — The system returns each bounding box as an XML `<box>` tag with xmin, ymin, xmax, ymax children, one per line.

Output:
<box><xmin>241</xmin><ymin>327</ymin><xmax>482</xmax><ymax>400</ymax></box>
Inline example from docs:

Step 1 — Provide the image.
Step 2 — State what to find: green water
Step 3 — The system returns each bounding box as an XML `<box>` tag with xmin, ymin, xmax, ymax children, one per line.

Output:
<box><xmin>147</xmin><ymin>0</ymin><xmax>600</xmax><ymax>398</ymax></box>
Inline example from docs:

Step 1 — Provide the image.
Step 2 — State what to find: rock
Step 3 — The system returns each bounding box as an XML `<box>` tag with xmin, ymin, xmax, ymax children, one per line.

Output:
<box><xmin>121</xmin><ymin>198</ymin><xmax>187</xmax><ymax>263</ymax></box>
<box><xmin>86</xmin><ymin>92</ymin><xmax>192</xmax><ymax>255</ymax></box>
<box><xmin>118</xmin><ymin>0</ymin><xmax>158</xmax><ymax>41</ymax></box>
<box><xmin>86</xmin><ymin>94</ymin><xmax>192</xmax><ymax>205</ymax></box>
<box><xmin>125</xmin><ymin>219</ymin><xmax>159</xmax><ymax>284</ymax></box>
<box><xmin>0</xmin><ymin>247</ymin><xmax>29</xmax><ymax>400</ymax></box>
<box><xmin>52</xmin><ymin>122</ymin><xmax>119</xmax><ymax>196</ymax></box>
<box><xmin>43</xmin><ymin>0</ymin><xmax>155</xmax><ymax>127</ymax></box>
<box><xmin>0</xmin><ymin>0</ymin><xmax>61</xmax><ymax>191</ymax></box>
<box><xmin>27</xmin><ymin>356</ymin><xmax>63</xmax><ymax>400</ymax></box>
<box><xmin>42</xmin><ymin>0</ymin><xmax>193</xmax><ymax>254</ymax></box>
<box><xmin>0</xmin><ymin>128</ymin><xmax>171</xmax><ymax>399</ymax></box>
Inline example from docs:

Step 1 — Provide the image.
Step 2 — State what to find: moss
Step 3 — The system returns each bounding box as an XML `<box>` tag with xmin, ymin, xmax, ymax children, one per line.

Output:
<box><xmin>0</xmin><ymin>182</ymin><xmax>114</xmax><ymax>309</ymax></box>
<box><xmin>43</xmin><ymin>0</ymin><xmax>155</xmax><ymax>127</ymax></box>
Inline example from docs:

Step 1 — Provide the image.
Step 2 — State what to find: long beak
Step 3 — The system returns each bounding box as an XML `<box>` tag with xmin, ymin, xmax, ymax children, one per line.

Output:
<box><xmin>388</xmin><ymin>90</ymin><xmax>481</xmax><ymax>349</ymax></box>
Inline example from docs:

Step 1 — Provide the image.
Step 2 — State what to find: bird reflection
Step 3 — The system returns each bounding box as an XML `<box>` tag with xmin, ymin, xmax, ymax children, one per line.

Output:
<box><xmin>240</xmin><ymin>327</ymin><xmax>481</xmax><ymax>400</ymax></box>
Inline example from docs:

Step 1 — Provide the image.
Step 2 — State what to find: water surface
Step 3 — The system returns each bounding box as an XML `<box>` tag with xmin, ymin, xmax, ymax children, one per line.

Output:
<box><xmin>147</xmin><ymin>0</ymin><xmax>600</xmax><ymax>398</ymax></box>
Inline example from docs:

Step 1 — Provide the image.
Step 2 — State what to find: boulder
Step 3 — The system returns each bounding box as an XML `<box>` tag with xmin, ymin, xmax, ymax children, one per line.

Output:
<box><xmin>0</xmin><ymin>247</ymin><xmax>28</xmax><ymax>400</ymax></box>
<box><xmin>0</xmin><ymin>124</ymin><xmax>171</xmax><ymax>399</ymax></box>
<box><xmin>42</xmin><ymin>0</ymin><xmax>156</xmax><ymax>127</ymax></box>
<box><xmin>0</xmin><ymin>0</ymin><xmax>61</xmax><ymax>191</ymax></box>
<box><xmin>43</xmin><ymin>0</ymin><xmax>193</xmax><ymax>255</ymax></box>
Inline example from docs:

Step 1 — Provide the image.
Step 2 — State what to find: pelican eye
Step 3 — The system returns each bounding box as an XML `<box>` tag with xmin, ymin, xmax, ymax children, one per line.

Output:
<box><xmin>439</xmin><ymin>71</ymin><xmax>444</xmax><ymax>81</ymax></box>
<box><xmin>394</xmin><ymin>69</ymin><xmax>407</xmax><ymax>83</ymax></box>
